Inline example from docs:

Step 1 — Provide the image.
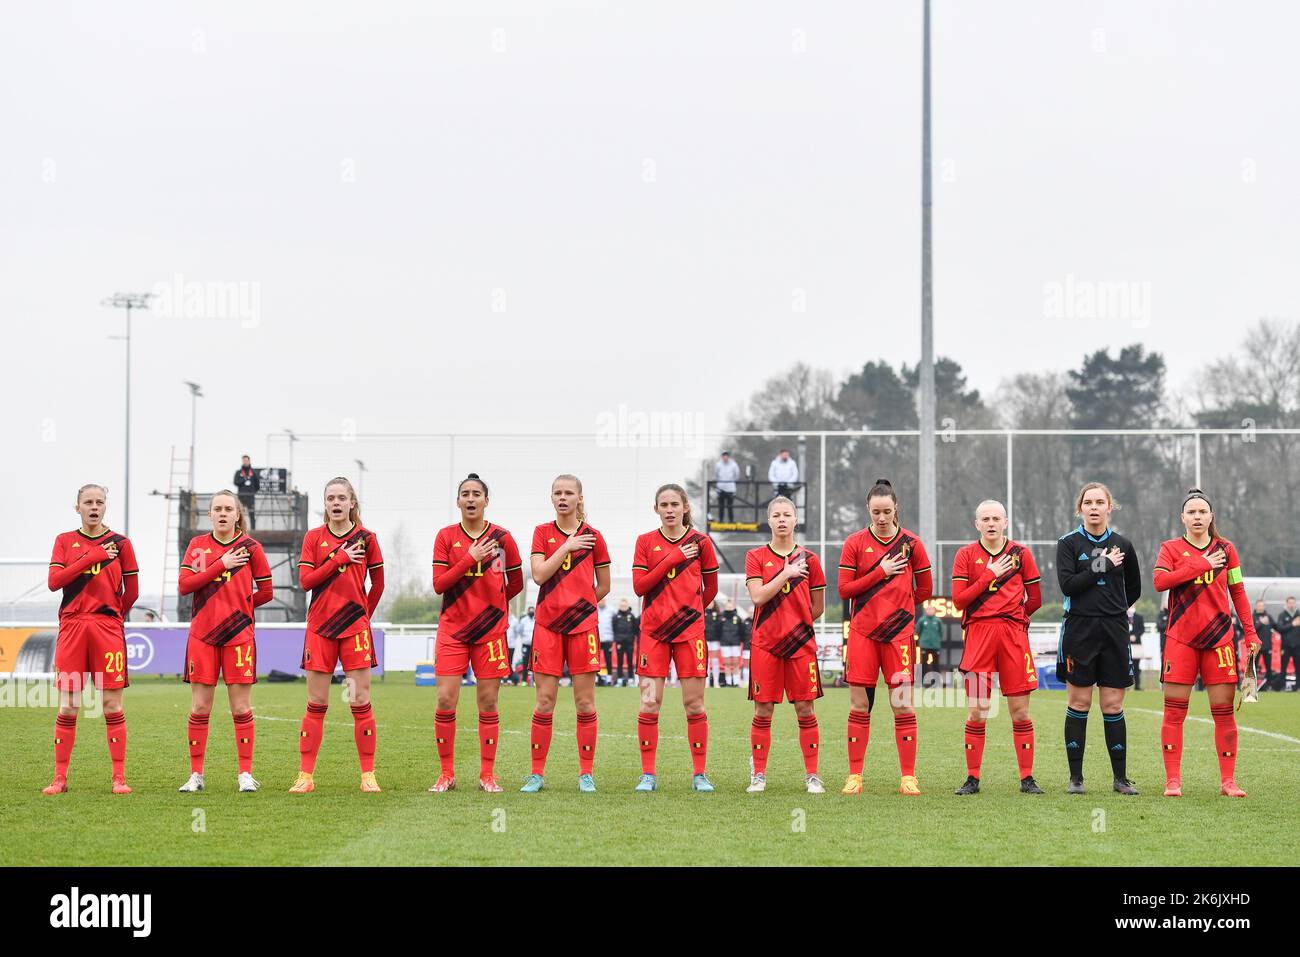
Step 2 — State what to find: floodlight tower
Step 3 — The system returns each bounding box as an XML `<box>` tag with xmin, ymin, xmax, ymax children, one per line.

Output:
<box><xmin>102</xmin><ymin>291</ymin><xmax>155</xmax><ymax>535</ymax></box>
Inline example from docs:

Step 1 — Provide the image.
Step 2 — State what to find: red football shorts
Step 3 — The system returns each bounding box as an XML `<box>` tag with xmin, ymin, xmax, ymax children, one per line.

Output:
<box><xmin>302</xmin><ymin>626</ymin><xmax>376</xmax><ymax>674</ymax></box>
<box><xmin>637</xmin><ymin>635</ymin><xmax>708</xmax><ymax>680</ymax></box>
<box><xmin>959</xmin><ymin>619</ymin><xmax>1037</xmax><ymax>698</ymax></box>
<box><xmin>530</xmin><ymin>624</ymin><xmax>602</xmax><ymax>678</ymax></box>
<box><xmin>844</xmin><ymin>630</ymin><xmax>917</xmax><ymax>688</ymax></box>
<box><xmin>435</xmin><ymin>632</ymin><xmax>510</xmax><ymax>679</ymax></box>
<box><xmin>1162</xmin><ymin>639</ymin><xmax>1238</xmax><ymax>686</ymax></box>
<box><xmin>55</xmin><ymin>616</ymin><xmax>129</xmax><ymax>691</ymax></box>
<box><xmin>748</xmin><ymin>645</ymin><xmax>823</xmax><ymax>703</ymax></box>
<box><xmin>185</xmin><ymin>637</ymin><xmax>256</xmax><ymax>685</ymax></box>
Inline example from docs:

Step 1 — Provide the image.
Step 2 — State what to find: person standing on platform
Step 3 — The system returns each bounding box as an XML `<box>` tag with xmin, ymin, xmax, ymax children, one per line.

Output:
<box><xmin>768</xmin><ymin>449</ymin><xmax>799</xmax><ymax>502</ymax></box>
<box><xmin>714</xmin><ymin>451</ymin><xmax>740</xmax><ymax>523</ymax></box>
<box><xmin>233</xmin><ymin>455</ymin><xmax>260</xmax><ymax>531</ymax></box>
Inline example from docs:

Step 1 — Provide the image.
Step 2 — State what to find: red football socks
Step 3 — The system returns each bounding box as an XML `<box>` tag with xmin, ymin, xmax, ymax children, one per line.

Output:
<box><xmin>530</xmin><ymin>711</ymin><xmax>553</xmax><ymax>775</ymax></box>
<box><xmin>1210</xmin><ymin>702</ymin><xmax>1237</xmax><ymax>783</ymax></box>
<box><xmin>797</xmin><ymin>714</ymin><xmax>819</xmax><ymax>775</ymax></box>
<box><xmin>477</xmin><ymin>710</ymin><xmax>499</xmax><ymax>777</ymax></box>
<box><xmin>963</xmin><ymin>720</ymin><xmax>986</xmax><ymax>778</ymax></box>
<box><xmin>53</xmin><ymin>713</ymin><xmax>77</xmax><ymax>778</ymax></box>
<box><xmin>188</xmin><ymin>712</ymin><xmax>210</xmax><ymax>774</ymax></box>
<box><xmin>299</xmin><ymin>702</ymin><xmax>328</xmax><ymax>774</ymax></box>
<box><xmin>575</xmin><ymin>710</ymin><xmax>597</xmax><ymax>775</ymax></box>
<box><xmin>1012</xmin><ymin>719</ymin><xmax>1035</xmax><ymax>778</ymax></box>
<box><xmin>750</xmin><ymin>714</ymin><xmax>772</xmax><ymax>774</ymax></box>
<box><xmin>637</xmin><ymin>711</ymin><xmax>659</xmax><ymax>775</ymax></box>
<box><xmin>105</xmin><ymin>710</ymin><xmax>127</xmax><ymax>778</ymax></box>
<box><xmin>434</xmin><ymin>709</ymin><xmax>457</xmax><ymax>776</ymax></box>
<box><xmin>847</xmin><ymin>709</ymin><xmax>871</xmax><ymax>775</ymax></box>
<box><xmin>894</xmin><ymin>712</ymin><xmax>917</xmax><ymax>776</ymax></box>
<box><xmin>351</xmin><ymin>702</ymin><xmax>376</xmax><ymax>774</ymax></box>
<box><xmin>687</xmin><ymin>712</ymin><xmax>708</xmax><ymax>775</ymax></box>
<box><xmin>1161</xmin><ymin>696</ymin><xmax>1188</xmax><ymax>781</ymax></box>
<box><xmin>233</xmin><ymin>710</ymin><xmax>255</xmax><ymax>774</ymax></box>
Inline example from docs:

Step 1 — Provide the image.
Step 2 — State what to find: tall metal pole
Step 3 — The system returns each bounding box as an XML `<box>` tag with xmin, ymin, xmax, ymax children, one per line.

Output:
<box><xmin>819</xmin><ymin>434</ymin><xmax>827</xmax><ymax>575</ymax></box>
<box><xmin>918</xmin><ymin>0</ymin><xmax>938</xmax><ymax>557</ymax></box>
<box><xmin>1006</xmin><ymin>431</ymin><xmax>1014</xmax><ymax>538</ymax></box>
<box><xmin>126</xmin><ymin>303</ymin><xmax>132</xmax><ymax>533</ymax></box>
<box><xmin>185</xmin><ymin>382</ymin><xmax>203</xmax><ymax>489</ymax></box>
<box><xmin>102</xmin><ymin>292</ymin><xmax>154</xmax><ymax>536</ymax></box>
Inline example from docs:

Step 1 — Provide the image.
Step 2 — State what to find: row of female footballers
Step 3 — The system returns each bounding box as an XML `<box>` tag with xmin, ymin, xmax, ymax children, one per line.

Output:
<box><xmin>43</xmin><ymin>474</ymin><xmax>1259</xmax><ymax>799</ymax></box>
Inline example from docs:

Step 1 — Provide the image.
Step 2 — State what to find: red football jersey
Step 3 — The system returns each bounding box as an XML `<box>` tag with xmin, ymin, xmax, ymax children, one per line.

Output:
<box><xmin>531</xmin><ymin>521</ymin><xmax>612</xmax><ymax>636</ymax></box>
<box><xmin>433</xmin><ymin>522</ymin><xmax>522</xmax><ymax>644</ymax></box>
<box><xmin>1155</xmin><ymin>536</ymin><xmax>1247</xmax><ymax>650</ymax></box>
<box><xmin>951</xmin><ymin>538</ymin><xmax>1041</xmax><ymax>627</ymax></box>
<box><xmin>746</xmin><ymin>544</ymin><xmax>826</xmax><ymax>655</ymax></box>
<box><xmin>839</xmin><ymin>527</ymin><xmax>932</xmax><ymax>642</ymax></box>
<box><xmin>49</xmin><ymin>529</ymin><xmax>139</xmax><ymax>621</ymax></box>
<box><xmin>181</xmin><ymin>533</ymin><xmax>272</xmax><ymax>647</ymax></box>
<box><xmin>299</xmin><ymin>523</ymin><xmax>384</xmax><ymax>639</ymax></box>
<box><xmin>632</xmin><ymin>528</ymin><xmax>719</xmax><ymax>643</ymax></box>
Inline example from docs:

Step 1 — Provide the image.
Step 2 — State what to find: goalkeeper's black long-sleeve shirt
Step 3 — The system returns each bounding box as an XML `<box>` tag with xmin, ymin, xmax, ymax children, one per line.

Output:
<box><xmin>1056</xmin><ymin>525</ymin><xmax>1142</xmax><ymax>618</ymax></box>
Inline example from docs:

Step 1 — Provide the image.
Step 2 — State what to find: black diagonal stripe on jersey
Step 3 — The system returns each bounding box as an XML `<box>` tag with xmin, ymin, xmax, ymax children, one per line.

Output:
<box><xmin>552</xmin><ymin>598</ymin><xmax>597</xmax><ymax>635</ymax></box>
<box><xmin>849</xmin><ymin>535</ymin><xmax>912</xmax><ymax>624</ymax></box>
<box><xmin>452</xmin><ymin>606</ymin><xmax>505</xmax><ymax>645</ymax></box>
<box><xmin>867</xmin><ymin>607</ymin><xmax>913</xmax><ymax>643</ymax></box>
<box><xmin>197</xmin><ymin>610</ymin><xmax>253</xmax><ymax>647</ymax></box>
<box><xmin>1165</xmin><ymin>540</ymin><xmax>1223</xmax><ymax>630</ymax></box>
<box><xmin>963</xmin><ymin>546</ymin><xmax>1024</xmax><ymax>617</ymax></box>
<box><xmin>650</xmin><ymin>606</ymin><xmax>701</xmax><ymax>643</ymax></box>
<box><xmin>754</xmin><ymin>584</ymin><xmax>793</xmax><ymax>631</ymax></box>
<box><xmin>1165</xmin><ymin>581</ymin><xmax>1200</xmax><ymax>632</ymax></box>
<box><xmin>440</xmin><ymin>572</ymin><xmax>478</xmax><ymax>613</ymax></box>
<box><xmin>1184</xmin><ymin>611</ymin><xmax>1232</xmax><ymax>651</ymax></box>
<box><xmin>192</xmin><ymin>547</ymin><xmax>254</xmax><ymax>617</ymax></box>
<box><xmin>308</xmin><ymin>532</ymin><xmax>367</xmax><ymax>610</ymax></box>
<box><xmin>644</xmin><ymin>556</ymin><xmax>697</xmax><ymax>611</ymax></box>
<box><xmin>58</xmin><ymin>533</ymin><xmax>128</xmax><ymax>610</ymax></box>
<box><xmin>317</xmin><ymin>601</ymin><xmax>367</xmax><ymax>641</ymax></box>
<box><xmin>537</xmin><ymin>545</ymin><xmax>593</xmax><ymax>606</ymax></box>
<box><xmin>771</xmin><ymin>622</ymin><xmax>816</xmax><ymax>659</ymax></box>
<box><xmin>643</xmin><ymin>530</ymin><xmax>708</xmax><ymax>612</ymax></box>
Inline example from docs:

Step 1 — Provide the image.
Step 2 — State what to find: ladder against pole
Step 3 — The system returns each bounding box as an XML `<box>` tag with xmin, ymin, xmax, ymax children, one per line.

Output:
<box><xmin>159</xmin><ymin>446</ymin><xmax>190</xmax><ymax>620</ymax></box>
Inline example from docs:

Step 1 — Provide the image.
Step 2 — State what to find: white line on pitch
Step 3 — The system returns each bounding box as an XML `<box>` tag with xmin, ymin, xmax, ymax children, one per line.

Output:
<box><xmin>1123</xmin><ymin>706</ymin><xmax>1300</xmax><ymax>745</ymax></box>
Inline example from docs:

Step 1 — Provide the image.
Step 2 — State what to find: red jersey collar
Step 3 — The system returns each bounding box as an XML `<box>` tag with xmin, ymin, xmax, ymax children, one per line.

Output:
<box><xmin>868</xmin><ymin>526</ymin><xmax>901</xmax><ymax>547</ymax></box>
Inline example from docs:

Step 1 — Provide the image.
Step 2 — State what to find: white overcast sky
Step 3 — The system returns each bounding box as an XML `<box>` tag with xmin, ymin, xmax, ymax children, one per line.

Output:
<box><xmin>2</xmin><ymin>0</ymin><xmax>1297</xmax><ymax>592</ymax></box>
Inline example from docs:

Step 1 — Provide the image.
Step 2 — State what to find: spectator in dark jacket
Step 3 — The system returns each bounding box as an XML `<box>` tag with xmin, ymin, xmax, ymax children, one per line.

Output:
<box><xmin>1128</xmin><ymin>606</ymin><xmax>1145</xmax><ymax>691</ymax></box>
<box><xmin>704</xmin><ymin>601</ymin><xmax>723</xmax><ymax>687</ymax></box>
<box><xmin>611</xmin><ymin>599</ymin><xmax>639</xmax><ymax>686</ymax></box>
<box><xmin>1252</xmin><ymin>601</ymin><xmax>1275</xmax><ymax>688</ymax></box>
<box><xmin>717</xmin><ymin>601</ymin><xmax>748</xmax><ymax>688</ymax></box>
<box><xmin>233</xmin><ymin>455</ymin><xmax>260</xmax><ymax>529</ymax></box>
<box><xmin>1278</xmin><ymin>596</ymin><xmax>1299</xmax><ymax>692</ymax></box>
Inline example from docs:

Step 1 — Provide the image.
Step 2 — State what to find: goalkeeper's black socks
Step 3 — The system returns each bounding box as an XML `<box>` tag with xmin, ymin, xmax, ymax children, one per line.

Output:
<box><xmin>1102</xmin><ymin>710</ymin><xmax>1127</xmax><ymax>781</ymax></box>
<box><xmin>1064</xmin><ymin>706</ymin><xmax>1088</xmax><ymax>780</ymax></box>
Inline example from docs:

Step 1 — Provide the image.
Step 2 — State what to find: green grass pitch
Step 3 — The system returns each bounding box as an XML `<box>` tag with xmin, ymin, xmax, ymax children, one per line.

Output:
<box><xmin>2</xmin><ymin>676</ymin><xmax>1297</xmax><ymax>866</ymax></box>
